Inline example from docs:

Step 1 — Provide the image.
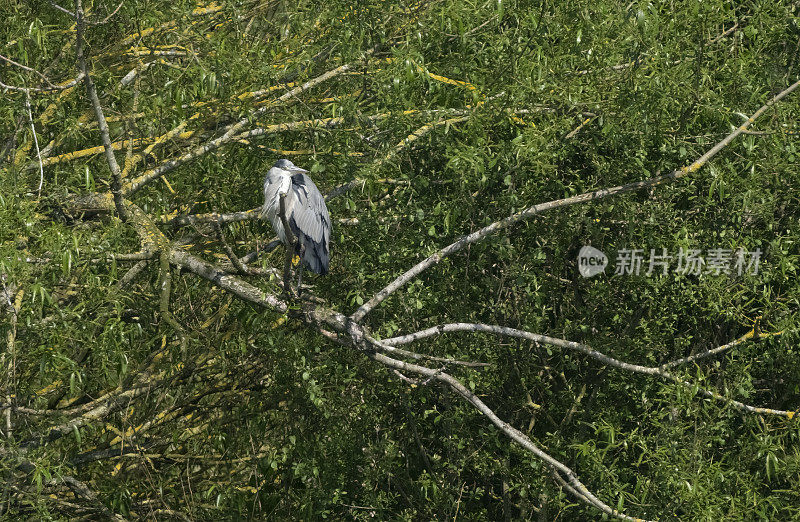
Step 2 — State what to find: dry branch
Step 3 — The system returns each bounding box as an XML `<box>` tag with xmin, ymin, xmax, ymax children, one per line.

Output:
<box><xmin>367</xmin><ymin>332</ymin><xmax>489</xmax><ymax>368</ymax></box>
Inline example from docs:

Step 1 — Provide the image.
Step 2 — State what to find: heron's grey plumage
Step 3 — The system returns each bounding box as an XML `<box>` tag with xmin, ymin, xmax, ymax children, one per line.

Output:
<box><xmin>262</xmin><ymin>159</ymin><xmax>331</xmax><ymax>274</ymax></box>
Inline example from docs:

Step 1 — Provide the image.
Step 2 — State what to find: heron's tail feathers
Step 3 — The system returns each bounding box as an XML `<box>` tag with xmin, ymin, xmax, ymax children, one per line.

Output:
<box><xmin>297</xmin><ymin>237</ymin><xmax>329</xmax><ymax>275</ymax></box>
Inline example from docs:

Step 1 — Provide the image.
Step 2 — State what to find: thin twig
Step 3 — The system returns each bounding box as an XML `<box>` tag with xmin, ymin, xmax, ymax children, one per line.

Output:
<box><xmin>374</xmin><ymin>115</ymin><xmax>470</xmax><ymax>169</ymax></box>
<box><xmin>660</xmin><ymin>327</ymin><xmax>785</xmax><ymax>369</ymax></box>
<box><xmin>709</xmin><ymin>23</ymin><xmax>739</xmax><ymax>45</ymax></box>
<box><xmin>48</xmin><ymin>0</ymin><xmax>76</xmax><ymax>18</ymax></box>
<box><xmin>24</xmin><ymin>94</ymin><xmax>44</xmax><ymax>197</ymax></box>
<box><xmin>212</xmin><ymin>219</ymin><xmax>250</xmax><ymax>275</ymax></box>
<box><xmin>0</xmin><ymin>53</ymin><xmax>60</xmax><ymax>87</ymax></box>
<box><xmin>365</xmin><ymin>332</ymin><xmax>489</xmax><ymax>367</ymax></box>
<box><xmin>565</xmin><ymin>115</ymin><xmax>596</xmax><ymax>139</ymax></box>
<box><xmin>0</xmin><ymin>74</ymin><xmax>84</xmax><ymax>94</ymax></box>
<box><xmin>88</xmin><ymin>0</ymin><xmax>124</xmax><ymax>25</ymax></box>
<box><xmin>165</xmin><ymin>208</ymin><xmax>260</xmax><ymax>227</ymax></box>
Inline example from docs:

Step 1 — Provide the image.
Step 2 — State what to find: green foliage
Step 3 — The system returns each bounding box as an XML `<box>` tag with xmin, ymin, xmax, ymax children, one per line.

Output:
<box><xmin>1</xmin><ymin>0</ymin><xmax>799</xmax><ymax>520</ymax></box>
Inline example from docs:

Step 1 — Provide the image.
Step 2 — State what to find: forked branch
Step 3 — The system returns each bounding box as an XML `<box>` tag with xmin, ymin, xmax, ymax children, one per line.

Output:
<box><xmin>383</xmin><ymin>322</ymin><xmax>797</xmax><ymax>418</ymax></box>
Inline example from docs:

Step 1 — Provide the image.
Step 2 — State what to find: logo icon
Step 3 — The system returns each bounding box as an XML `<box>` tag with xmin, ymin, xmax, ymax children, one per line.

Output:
<box><xmin>578</xmin><ymin>246</ymin><xmax>607</xmax><ymax>278</ymax></box>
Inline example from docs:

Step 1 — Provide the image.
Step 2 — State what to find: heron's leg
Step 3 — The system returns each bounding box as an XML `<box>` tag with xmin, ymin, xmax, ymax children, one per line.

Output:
<box><xmin>296</xmin><ymin>243</ymin><xmax>306</xmax><ymax>296</ymax></box>
<box><xmin>282</xmin><ymin>243</ymin><xmax>296</xmax><ymax>298</ymax></box>
<box><xmin>297</xmin><ymin>264</ymin><xmax>305</xmax><ymax>295</ymax></box>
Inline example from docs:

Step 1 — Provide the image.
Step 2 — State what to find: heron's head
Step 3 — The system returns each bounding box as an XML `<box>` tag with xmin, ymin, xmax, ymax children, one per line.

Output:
<box><xmin>273</xmin><ymin>158</ymin><xmax>308</xmax><ymax>175</ymax></box>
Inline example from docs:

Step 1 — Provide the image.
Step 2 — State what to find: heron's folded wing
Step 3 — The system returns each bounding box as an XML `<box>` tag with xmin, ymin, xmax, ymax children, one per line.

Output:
<box><xmin>290</xmin><ymin>173</ymin><xmax>328</xmax><ymax>244</ymax></box>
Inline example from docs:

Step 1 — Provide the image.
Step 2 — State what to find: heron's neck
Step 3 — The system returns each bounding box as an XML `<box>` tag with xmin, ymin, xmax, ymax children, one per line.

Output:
<box><xmin>263</xmin><ymin>171</ymin><xmax>291</xmax><ymax>219</ymax></box>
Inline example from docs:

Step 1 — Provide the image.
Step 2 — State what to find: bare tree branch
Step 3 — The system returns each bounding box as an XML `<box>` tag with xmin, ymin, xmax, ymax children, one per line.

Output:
<box><xmin>367</xmin><ymin>332</ymin><xmax>489</xmax><ymax>367</ymax></box>
<box><xmin>0</xmin><ymin>53</ymin><xmax>65</xmax><ymax>87</ymax></box>
<box><xmin>0</xmin><ymin>73</ymin><xmax>84</xmax><ymax>94</ymax></box>
<box><xmin>351</xmin><ymin>78</ymin><xmax>800</xmax><ymax>322</ymax></box>
<box><xmin>364</xmin><ymin>348</ymin><xmax>652</xmax><ymax>521</ymax></box>
<box><xmin>117</xmin><ymin>259</ymin><xmax>149</xmax><ymax>288</ymax></box>
<box><xmin>75</xmin><ymin>0</ymin><xmax>128</xmax><ymax>221</ymax></box>
<box><xmin>87</xmin><ymin>0</ymin><xmax>124</xmax><ymax>25</ymax></box>
<box><xmin>382</xmin><ymin>322</ymin><xmax>797</xmax><ymax>418</ymax></box>
<box><xmin>48</xmin><ymin>0</ymin><xmax>76</xmax><ymax>18</ymax></box>
<box><xmin>24</xmin><ymin>94</ymin><xmax>44</xmax><ymax>197</ymax></box>
<box><xmin>164</xmin><ymin>208</ymin><xmax>261</xmax><ymax>227</ymax></box>
<box><xmin>660</xmin><ymin>325</ymin><xmax>785</xmax><ymax>369</ymax></box>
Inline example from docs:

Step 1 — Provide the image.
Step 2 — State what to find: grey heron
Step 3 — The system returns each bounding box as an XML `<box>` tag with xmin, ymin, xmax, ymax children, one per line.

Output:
<box><xmin>262</xmin><ymin>159</ymin><xmax>331</xmax><ymax>276</ymax></box>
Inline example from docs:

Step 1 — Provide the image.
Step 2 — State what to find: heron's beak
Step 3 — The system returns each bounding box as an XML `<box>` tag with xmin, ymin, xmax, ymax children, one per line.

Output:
<box><xmin>292</xmin><ymin>167</ymin><xmax>308</xmax><ymax>174</ymax></box>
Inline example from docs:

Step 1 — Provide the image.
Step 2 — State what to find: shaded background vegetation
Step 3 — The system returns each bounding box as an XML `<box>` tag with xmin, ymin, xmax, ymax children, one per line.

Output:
<box><xmin>1</xmin><ymin>0</ymin><xmax>799</xmax><ymax>519</ymax></box>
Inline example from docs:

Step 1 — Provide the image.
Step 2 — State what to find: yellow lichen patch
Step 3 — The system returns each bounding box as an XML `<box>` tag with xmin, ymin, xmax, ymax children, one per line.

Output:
<box><xmin>39</xmin><ymin>82</ymin><xmax>81</xmax><ymax>122</ymax></box>
<box><xmin>41</xmin><ymin>138</ymin><xmax>149</xmax><ymax>168</ymax></box>
<box><xmin>193</xmin><ymin>1</ymin><xmax>224</xmax><ymax>15</ymax></box>
<box><xmin>35</xmin><ymin>380</ymin><xmax>62</xmax><ymax>396</ymax></box>
<box><xmin>421</xmin><ymin>67</ymin><xmax>479</xmax><ymax>92</ymax></box>
<box><xmin>119</xmin><ymin>23</ymin><xmax>173</xmax><ymax>47</ymax></box>
<box><xmin>270</xmin><ymin>316</ymin><xmax>287</xmax><ymax>329</ymax></box>
<box><xmin>161</xmin><ymin>176</ymin><xmax>176</xmax><ymax>194</ymax></box>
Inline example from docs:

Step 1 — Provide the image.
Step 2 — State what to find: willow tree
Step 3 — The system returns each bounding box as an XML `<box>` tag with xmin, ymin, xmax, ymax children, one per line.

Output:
<box><xmin>1</xmin><ymin>0</ymin><xmax>799</xmax><ymax>520</ymax></box>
